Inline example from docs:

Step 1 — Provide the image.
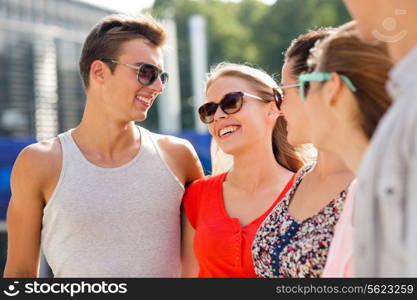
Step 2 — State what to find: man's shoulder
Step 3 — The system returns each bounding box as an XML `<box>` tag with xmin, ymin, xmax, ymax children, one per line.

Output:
<box><xmin>15</xmin><ymin>137</ymin><xmax>62</xmax><ymax>170</ymax></box>
<box><xmin>147</xmin><ymin>131</ymin><xmax>204</xmax><ymax>184</ymax></box>
<box><xmin>151</xmin><ymin>132</ymin><xmax>196</xmax><ymax>154</ymax></box>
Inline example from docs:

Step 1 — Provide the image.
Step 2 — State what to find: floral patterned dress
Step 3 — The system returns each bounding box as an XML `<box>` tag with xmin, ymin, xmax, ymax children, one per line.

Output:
<box><xmin>251</xmin><ymin>164</ymin><xmax>347</xmax><ymax>278</ymax></box>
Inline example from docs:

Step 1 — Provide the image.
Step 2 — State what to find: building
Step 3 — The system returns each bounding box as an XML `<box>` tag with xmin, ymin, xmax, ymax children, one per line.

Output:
<box><xmin>0</xmin><ymin>0</ymin><xmax>120</xmax><ymax>276</ymax></box>
<box><xmin>0</xmin><ymin>0</ymin><xmax>122</xmax><ymax>140</ymax></box>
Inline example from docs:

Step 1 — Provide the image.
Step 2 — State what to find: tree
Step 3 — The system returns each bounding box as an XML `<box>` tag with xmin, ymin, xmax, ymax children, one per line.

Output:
<box><xmin>150</xmin><ymin>0</ymin><xmax>351</xmax><ymax>129</ymax></box>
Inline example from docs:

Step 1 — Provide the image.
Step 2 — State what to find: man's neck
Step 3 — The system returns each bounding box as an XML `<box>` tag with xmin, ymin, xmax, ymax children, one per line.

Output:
<box><xmin>386</xmin><ymin>17</ymin><xmax>417</xmax><ymax>63</ymax></box>
<box><xmin>73</xmin><ymin>100</ymin><xmax>140</xmax><ymax>160</ymax></box>
<box><xmin>389</xmin><ymin>38</ymin><xmax>417</xmax><ymax>64</ymax></box>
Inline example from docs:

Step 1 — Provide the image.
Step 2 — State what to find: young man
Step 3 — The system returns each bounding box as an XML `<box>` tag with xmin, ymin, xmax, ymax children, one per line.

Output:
<box><xmin>343</xmin><ymin>0</ymin><xmax>417</xmax><ymax>277</ymax></box>
<box><xmin>4</xmin><ymin>14</ymin><xmax>204</xmax><ymax>277</ymax></box>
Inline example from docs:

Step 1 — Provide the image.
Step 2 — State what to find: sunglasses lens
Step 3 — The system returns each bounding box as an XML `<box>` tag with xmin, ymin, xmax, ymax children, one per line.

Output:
<box><xmin>221</xmin><ymin>93</ymin><xmax>243</xmax><ymax>114</ymax></box>
<box><xmin>274</xmin><ymin>89</ymin><xmax>283</xmax><ymax>109</ymax></box>
<box><xmin>160</xmin><ymin>72</ymin><xmax>169</xmax><ymax>85</ymax></box>
<box><xmin>198</xmin><ymin>103</ymin><xmax>218</xmax><ymax>124</ymax></box>
<box><xmin>138</xmin><ymin>64</ymin><xmax>158</xmax><ymax>86</ymax></box>
<box><xmin>198</xmin><ymin>92</ymin><xmax>243</xmax><ymax>124</ymax></box>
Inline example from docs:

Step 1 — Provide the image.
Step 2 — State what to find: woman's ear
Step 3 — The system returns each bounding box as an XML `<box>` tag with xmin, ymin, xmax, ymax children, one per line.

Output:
<box><xmin>323</xmin><ymin>72</ymin><xmax>344</xmax><ymax>107</ymax></box>
<box><xmin>90</xmin><ymin>60</ymin><xmax>107</xmax><ymax>86</ymax></box>
<box><xmin>266</xmin><ymin>101</ymin><xmax>280</xmax><ymax>122</ymax></box>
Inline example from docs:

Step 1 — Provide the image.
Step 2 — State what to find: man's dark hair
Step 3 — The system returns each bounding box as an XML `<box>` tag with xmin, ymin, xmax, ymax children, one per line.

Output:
<box><xmin>79</xmin><ymin>14</ymin><xmax>167</xmax><ymax>90</ymax></box>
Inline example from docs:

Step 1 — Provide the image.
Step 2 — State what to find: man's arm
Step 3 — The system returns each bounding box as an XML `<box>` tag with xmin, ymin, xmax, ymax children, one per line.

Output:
<box><xmin>157</xmin><ymin>135</ymin><xmax>204</xmax><ymax>186</ymax></box>
<box><xmin>180</xmin><ymin>210</ymin><xmax>199</xmax><ymax>277</ymax></box>
<box><xmin>3</xmin><ymin>143</ymin><xmax>54</xmax><ymax>277</ymax></box>
<box><xmin>180</xmin><ymin>139</ymin><xmax>205</xmax><ymax>185</ymax></box>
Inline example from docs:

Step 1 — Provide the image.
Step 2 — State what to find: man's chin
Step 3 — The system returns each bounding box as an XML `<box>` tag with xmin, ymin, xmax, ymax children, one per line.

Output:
<box><xmin>353</xmin><ymin>22</ymin><xmax>385</xmax><ymax>43</ymax></box>
<box><xmin>357</xmin><ymin>30</ymin><xmax>380</xmax><ymax>43</ymax></box>
<box><xmin>134</xmin><ymin>114</ymin><xmax>147</xmax><ymax>123</ymax></box>
<box><xmin>126</xmin><ymin>110</ymin><xmax>147</xmax><ymax>123</ymax></box>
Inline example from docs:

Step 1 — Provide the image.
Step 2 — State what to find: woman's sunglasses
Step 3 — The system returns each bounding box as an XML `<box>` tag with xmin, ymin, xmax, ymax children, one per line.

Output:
<box><xmin>278</xmin><ymin>72</ymin><xmax>357</xmax><ymax>102</ymax></box>
<box><xmin>198</xmin><ymin>90</ymin><xmax>282</xmax><ymax>124</ymax></box>
<box><xmin>101</xmin><ymin>58</ymin><xmax>169</xmax><ymax>86</ymax></box>
<box><xmin>298</xmin><ymin>72</ymin><xmax>357</xmax><ymax>100</ymax></box>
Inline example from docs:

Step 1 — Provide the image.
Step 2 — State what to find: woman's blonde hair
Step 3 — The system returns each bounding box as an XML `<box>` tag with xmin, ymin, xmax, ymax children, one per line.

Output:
<box><xmin>210</xmin><ymin>138</ymin><xmax>233</xmax><ymax>175</ymax></box>
<box><xmin>205</xmin><ymin>62</ymin><xmax>307</xmax><ymax>173</ymax></box>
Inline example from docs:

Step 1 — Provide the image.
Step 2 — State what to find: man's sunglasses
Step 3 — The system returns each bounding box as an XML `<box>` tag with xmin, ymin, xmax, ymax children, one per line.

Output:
<box><xmin>101</xmin><ymin>58</ymin><xmax>169</xmax><ymax>86</ymax></box>
<box><xmin>198</xmin><ymin>90</ymin><xmax>282</xmax><ymax>124</ymax></box>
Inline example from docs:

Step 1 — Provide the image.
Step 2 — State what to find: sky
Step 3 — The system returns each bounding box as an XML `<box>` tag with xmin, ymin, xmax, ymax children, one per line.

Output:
<box><xmin>76</xmin><ymin>0</ymin><xmax>277</xmax><ymax>14</ymax></box>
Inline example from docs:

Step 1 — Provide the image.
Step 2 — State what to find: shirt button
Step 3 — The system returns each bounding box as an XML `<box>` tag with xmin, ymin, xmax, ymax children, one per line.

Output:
<box><xmin>386</xmin><ymin>187</ymin><xmax>394</xmax><ymax>195</ymax></box>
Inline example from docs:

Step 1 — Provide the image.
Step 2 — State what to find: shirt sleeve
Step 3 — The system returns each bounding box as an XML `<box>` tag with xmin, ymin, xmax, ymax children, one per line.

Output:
<box><xmin>182</xmin><ymin>180</ymin><xmax>202</xmax><ymax>229</ymax></box>
<box><xmin>405</xmin><ymin>109</ymin><xmax>417</xmax><ymax>276</ymax></box>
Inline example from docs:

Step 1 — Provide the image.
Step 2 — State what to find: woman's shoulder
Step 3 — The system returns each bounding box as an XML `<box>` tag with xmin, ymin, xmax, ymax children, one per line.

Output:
<box><xmin>291</xmin><ymin>163</ymin><xmax>315</xmax><ymax>187</ymax></box>
<box><xmin>186</xmin><ymin>172</ymin><xmax>228</xmax><ymax>190</ymax></box>
<box><xmin>183</xmin><ymin>172</ymin><xmax>227</xmax><ymax>227</ymax></box>
<box><xmin>343</xmin><ymin>178</ymin><xmax>358</xmax><ymax>214</ymax></box>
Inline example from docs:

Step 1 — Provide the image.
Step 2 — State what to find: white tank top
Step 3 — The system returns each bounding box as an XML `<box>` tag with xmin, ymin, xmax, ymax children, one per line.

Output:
<box><xmin>41</xmin><ymin>126</ymin><xmax>184</xmax><ymax>277</ymax></box>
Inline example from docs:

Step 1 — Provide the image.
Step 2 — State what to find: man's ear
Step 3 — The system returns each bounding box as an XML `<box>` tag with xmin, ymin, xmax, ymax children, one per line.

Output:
<box><xmin>324</xmin><ymin>72</ymin><xmax>343</xmax><ymax>107</ymax></box>
<box><xmin>90</xmin><ymin>60</ymin><xmax>107</xmax><ymax>85</ymax></box>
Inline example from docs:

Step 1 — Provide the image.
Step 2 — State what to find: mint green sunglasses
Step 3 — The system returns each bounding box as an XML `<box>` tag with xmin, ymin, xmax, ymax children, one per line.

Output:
<box><xmin>298</xmin><ymin>72</ymin><xmax>357</xmax><ymax>100</ymax></box>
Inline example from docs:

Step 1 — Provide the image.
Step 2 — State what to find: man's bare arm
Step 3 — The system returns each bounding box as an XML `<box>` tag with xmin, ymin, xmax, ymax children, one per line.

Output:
<box><xmin>180</xmin><ymin>139</ymin><xmax>205</xmax><ymax>185</ymax></box>
<box><xmin>157</xmin><ymin>135</ymin><xmax>204</xmax><ymax>186</ymax></box>
<box><xmin>4</xmin><ymin>141</ymin><xmax>58</xmax><ymax>277</ymax></box>
<box><xmin>180</xmin><ymin>210</ymin><xmax>199</xmax><ymax>277</ymax></box>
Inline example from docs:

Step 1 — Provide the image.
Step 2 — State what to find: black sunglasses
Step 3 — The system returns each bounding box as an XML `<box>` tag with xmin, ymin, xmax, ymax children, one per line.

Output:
<box><xmin>101</xmin><ymin>58</ymin><xmax>169</xmax><ymax>86</ymax></box>
<box><xmin>198</xmin><ymin>90</ymin><xmax>282</xmax><ymax>124</ymax></box>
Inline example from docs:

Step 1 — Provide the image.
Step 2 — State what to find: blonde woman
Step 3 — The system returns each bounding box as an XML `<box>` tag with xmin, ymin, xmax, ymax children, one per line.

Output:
<box><xmin>181</xmin><ymin>63</ymin><xmax>305</xmax><ymax>277</ymax></box>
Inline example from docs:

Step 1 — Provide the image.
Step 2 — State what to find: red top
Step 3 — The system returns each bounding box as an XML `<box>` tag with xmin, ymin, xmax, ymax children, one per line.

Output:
<box><xmin>183</xmin><ymin>172</ymin><xmax>296</xmax><ymax>278</ymax></box>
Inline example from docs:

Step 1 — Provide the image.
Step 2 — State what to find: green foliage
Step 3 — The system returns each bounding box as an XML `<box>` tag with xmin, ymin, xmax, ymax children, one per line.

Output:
<box><xmin>150</xmin><ymin>0</ymin><xmax>351</xmax><ymax>129</ymax></box>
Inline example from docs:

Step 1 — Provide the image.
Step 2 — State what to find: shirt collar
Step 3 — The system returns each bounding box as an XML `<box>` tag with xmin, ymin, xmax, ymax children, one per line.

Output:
<box><xmin>387</xmin><ymin>45</ymin><xmax>417</xmax><ymax>98</ymax></box>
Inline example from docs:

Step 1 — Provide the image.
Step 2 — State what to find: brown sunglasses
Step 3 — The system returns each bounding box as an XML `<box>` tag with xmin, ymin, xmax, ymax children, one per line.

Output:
<box><xmin>198</xmin><ymin>89</ymin><xmax>282</xmax><ymax>124</ymax></box>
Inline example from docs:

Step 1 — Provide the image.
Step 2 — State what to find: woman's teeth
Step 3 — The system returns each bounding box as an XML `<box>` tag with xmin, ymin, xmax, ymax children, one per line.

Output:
<box><xmin>219</xmin><ymin>126</ymin><xmax>239</xmax><ymax>137</ymax></box>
